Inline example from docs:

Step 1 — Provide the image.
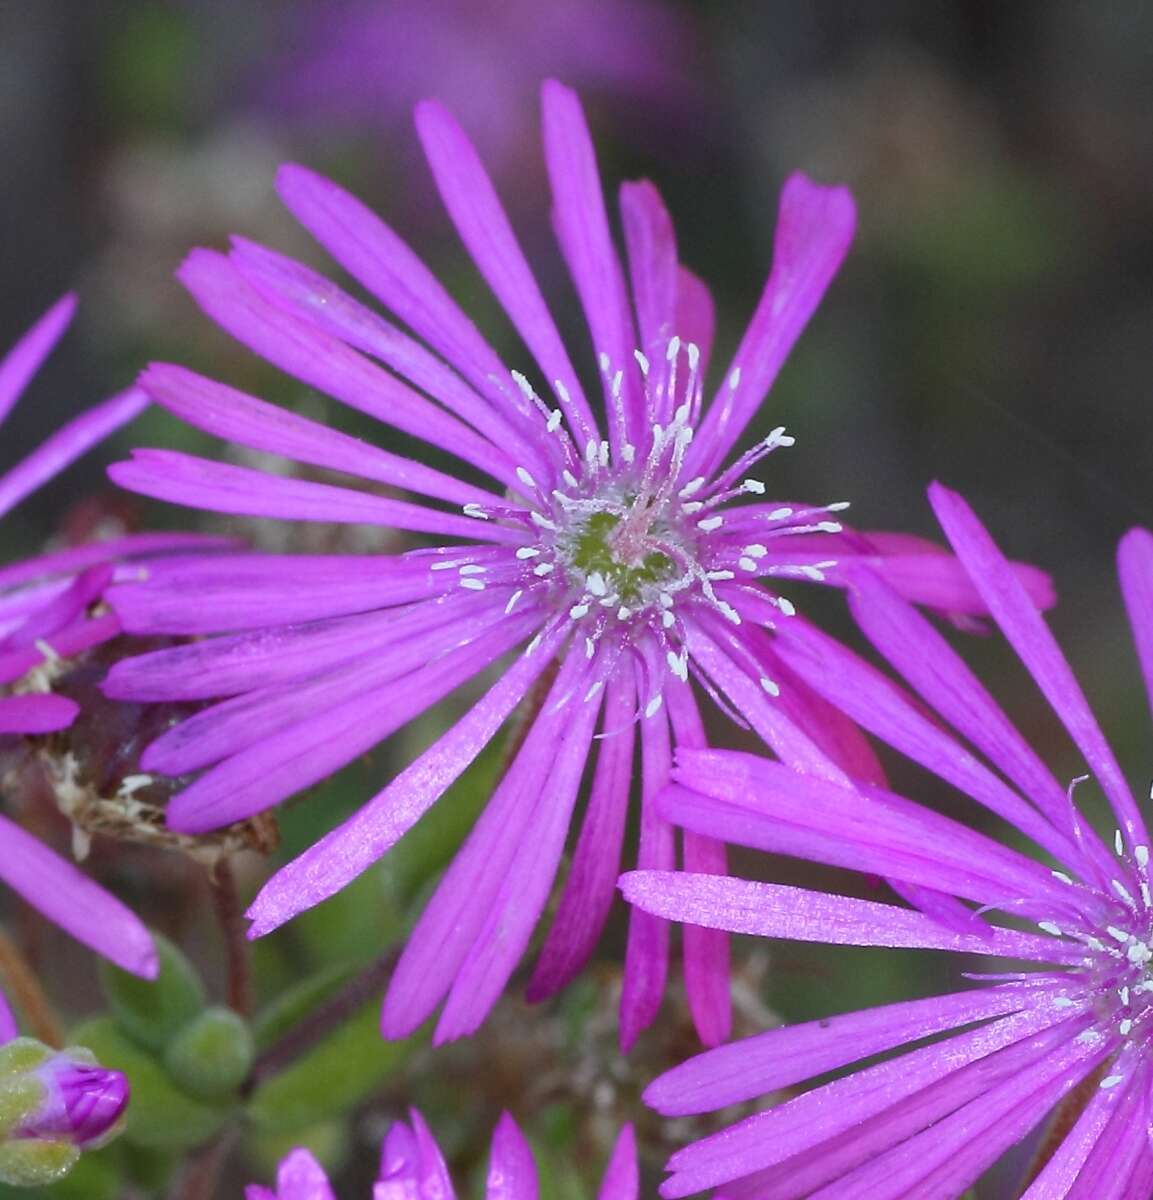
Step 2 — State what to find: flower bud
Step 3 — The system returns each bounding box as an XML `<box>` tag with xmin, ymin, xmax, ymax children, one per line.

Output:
<box><xmin>0</xmin><ymin>1038</ymin><xmax>128</xmax><ymax>1185</ymax></box>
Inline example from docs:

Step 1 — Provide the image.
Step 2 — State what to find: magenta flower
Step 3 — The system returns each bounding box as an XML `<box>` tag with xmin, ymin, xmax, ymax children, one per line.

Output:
<box><xmin>623</xmin><ymin>484</ymin><xmax>1153</xmax><ymax>1198</ymax></box>
<box><xmin>103</xmin><ymin>82</ymin><xmax>1048</xmax><ymax>1049</ymax></box>
<box><xmin>246</xmin><ymin>1111</ymin><xmax>637</xmax><ymax>1200</ymax></box>
<box><xmin>259</xmin><ymin>0</ymin><xmax>701</xmax><ymax>178</ymax></box>
<box><xmin>9</xmin><ymin>1044</ymin><xmax>129</xmax><ymax>1149</ymax></box>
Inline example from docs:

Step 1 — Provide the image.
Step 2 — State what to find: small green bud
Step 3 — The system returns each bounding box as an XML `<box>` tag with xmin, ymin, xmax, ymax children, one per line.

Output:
<box><xmin>100</xmin><ymin>932</ymin><xmax>205</xmax><ymax>1052</ymax></box>
<box><xmin>0</xmin><ymin>1138</ymin><xmax>79</xmax><ymax>1186</ymax></box>
<box><xmin>164</xmin><ymin>1007</ymin><xmax>254</xmax><ymax>1100</ymax></box>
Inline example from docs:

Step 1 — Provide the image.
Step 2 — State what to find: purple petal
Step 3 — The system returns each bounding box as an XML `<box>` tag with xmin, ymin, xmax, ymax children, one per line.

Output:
<box><xmin>415</xmin><ymin>99</ymin><xmax>597</xmax><ymax>447</ymax></box>
<box><xmin>110</xmin><ymin>449</ymin><xmax>524</xmax><ymax>544</ymax></box>
<box><xmin>929</xmin><ymin>482</ymin><xmax>1150</xmax><ymax>852</ymax></box>
<box><xmin>107</xmin><ymin>553</ymin><xmax>463</xmax><ymax>635</ymax></box>
<box><xmin>107</xmin><ymin>589</ymin><xmax>505</xmax><ymax>702</ymax></box>
<box><xmin>178</xmin><ymin>250</ymin><xmax>527</xmax><ymax>489</ymax></box>
<box><xmin>141</xmin><ymin>363</ymin><xmax>503</xmax><ymax>510</ymax></box>
<box><xmin>376</xmin><ymin>1109</ymin><xmax>455</xmax><ymax>1199</ymax></box>
<box><xmin>231</xmin><ymin>236</ymin><xmax>554</xmax><ymax>480</ymax></box>
<box><xmin>0</xmin><ymin>388</ymin><xmax>147</xmax><ymax>520</ymax></box>
<box><xmin>667</xmin><ymin>681</ymin><xmax>731</xmax><ymax>1048</ymax></box>
<box><xmin>0</xmin><ymin>693</ymin><xmax>78</xmax><ymax>734</ymax></box>
<box><xmin>275</xmin><ymin>164</ymin><xmax>542</xmax><ymax>434</ymax></box>
<box><xmin>646</xmin><ymin>980</ymin><xmax>1064</xmax><ymax>1116</ymax></box>
<box><xmin>620</xmin><ymin>871</ymin><xmax>1068</xmax><ymax>961</ymax></box>
<box><xmin>664</xmin><ymin>753</ymin><xmax>1070</xmax><ymax>912</ymax></box>
<box><xmin>688</xmin><ymin>173</ymin><xmax>855</xmax><ymax>477</ymax></box>
<box><xmin>0</xmin><ymin>293</ymin><xmax>75</xmax><ymax>426</ymax></box>
<box><xmin>656</xmin><ymin>1005</ymin><xmax>1071</xmax><ymax>1196</ymax></box>
<box><xmin>597</xmin><ymin>1125</ymin><xmax>638</xmax><ymax>1200</ymax></box>
<box><xmin>771</xmin><ymin>615</ymin><xmax>1081</xmax><ymax>866</ymax></box>
<box><xmin>541</xmin><ymin>79</ymin><xmax>642</xmax><ymax>455</ymax></box>
<box><xmin>802</xmin><ymin>1029</ymin><xmax>1108</xmax><ymax>1200</ymax></box>
<box><xmin>434</xmin><ymin>666</ymin><xmax>602</xmax><ymax>1043</ymax></box>
<box><xmin>1062</xmin><ymin>1071</ymin><xmax>1152</xmax><ymax>1200</ymax></box>
<box><xmin>527</xmin><ymin>673</ymin><xmax>635</xmax><ymax>1001</ymax></box>
<box><xmin>0</xmin><ymin>989</ymin><xmax>17</xmax><ymax>1042</ymax></box>
<box><xmin>1021</xmin><ymin>1081</ymin><xmax>1123</xmax><ymax>1199</ymax></box>
<box><xmin>675</xmin><ymin>268</ymin><xmax>715</xmax><ymax>375</ymax></box>
<box><xmin>275</xmin><ymin>1149</ymin><xmax>336</xmax><ymax>1200</ymax></box>
<box><xmin>165</xmin><ymin>609</ymin><xmax>539</xmax><ymax>831</ymax></box>
<box><xmin>486</xmin><ymin>1113</ymin><xmax>538</xmax><ymax>1200</ymax></box>
<box><xmin>246</xmin><ymin>621</ymin><xmax>566</xmax><ymax>937</ymax></box>
<box><xmin>621</xmin><ymin>180</ymin><xmax>677</xmax><ymax>416</ymax></box>
<box><xmin>0</xmin><ymin>813</ymin><xmax>156</xmax><ymax>976</ymax></box>
<box><xmin>620</xmin><ymin>691</ymin><xmax>674</xmax><ymax>1052</ymax></box>
<box><xmin>1118</xmin><ymin>528</ymin><xmax>1153</xmax><ymax>723</ymax></box>
<box><xmin>384</xmin><ymin>645</ymin><xmax>599</xmax><ymax>1041</ymax></box>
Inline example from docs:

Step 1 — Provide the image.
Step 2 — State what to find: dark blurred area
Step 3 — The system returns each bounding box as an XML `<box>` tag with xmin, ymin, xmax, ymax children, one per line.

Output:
<box><xmin>5</xmin><ymin>1</ymin><xmax>1153</xmax><ymax>1192</ymax></box>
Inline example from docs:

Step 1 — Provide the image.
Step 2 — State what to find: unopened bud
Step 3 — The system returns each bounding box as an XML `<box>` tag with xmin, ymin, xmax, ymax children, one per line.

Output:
<box><xmin>0</xmin><ymin>1038</ymin><xmax>128</xmax><ymax>1185</ymax></box>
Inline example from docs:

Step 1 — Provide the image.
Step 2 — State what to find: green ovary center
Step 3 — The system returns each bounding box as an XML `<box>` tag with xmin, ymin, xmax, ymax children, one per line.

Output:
<box><xmin>566</xmin><ymin>510</ymin><xmax>680</xmax><ymax>605</ymax></box>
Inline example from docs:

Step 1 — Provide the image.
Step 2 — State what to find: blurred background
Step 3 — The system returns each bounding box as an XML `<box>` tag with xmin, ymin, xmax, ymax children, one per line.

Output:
<box><xmin>3</xmin><ymin>1</ymin><xmax>1153</xmax><ymax>1195</ymax></box>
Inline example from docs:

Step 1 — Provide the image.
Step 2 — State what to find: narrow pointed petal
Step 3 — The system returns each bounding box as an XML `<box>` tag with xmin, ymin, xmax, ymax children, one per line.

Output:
<box><xmin>0</xmin><ymin>389</ymin><xmax>146</xmax><ymax>520</ymax></box>
<box><xmin>527</xmin><ymin>673</ymin><xmax>635</xmax><ymax>1001</ymax></box>
<box><xmin>620</xmin><ymin>695</ymin><xmax>674</xmax><ymax>1052</ymax></box>
<box><xmin>274</xmin><ymin>1149</ymin><xmax>336</xmax><ymax>1200</ymax></box>
<box><xmin>929</xmin><ymin>482</ymin><xmax>1150</xmax><ymax>850</ymax></box>
<box><xmin>165</xmin><ymin>610</ymin><xmax>536</xmax><ymax>831</ymax></box>
<box><xmin>435</xmin><ymin>676</ymin><xmax>601</xmax><ymax>1042</ymax></box>
<box><xmin>486</xmin><ymin>1114</ymin><xmax>537</xmax><ymax>1200</ymax></box>
<box><xmin>275</xmin><ymin>163</ymin><xmax>542</xmax><ymax>432</ymax></box>
<box><xmin>667</xmin><ymin>681</ymin><xmax>731</xmax><ymax>1047</ymax></box>
<box><xmin>178</xmin><ymin>249</ymin><xmax>530</xmax><ymax>488</ymax></box>
<box><xmin>597</xmin><ymin>1125</ymin><xmax>638</xmax><ymax>1200</ymax></box>
<box><xmin>688</xmin><ymin>173</ymin><xmax>855</xmax><ymax>477</ymax></box>
<box><xmin>675</xmin><ymin>268</ymin><xmax>716</xmax><ymax>377</ymax></box>
<box><xmin>657</xmin><ymin>1006</ymin><xmax>1070</xmax><ymax>1197</ymax></box>
<box><xmin>542</xmin><ymin>79</ymin><xmax>643</xmax><ymax>454</ymax></box>
<box><xmin>415</xmin><ymin>98</ymin><xmax>597</xmax><ymax>446</ymax></box>
<box><xmin>0</xmin><ymin>814</ymin><xmax>156</xmax><ymax>977</ymax></box>
<box><xmin>0</xmin><ymin>294</ymin><xmax>75</xmax><ymax>426</ymax></box>
<box><xmin>620</xmin><ymin>180</ymin><xmax>677</xmax><ymax>360</ymax></box>
<box><xmin>140</xmin><ymin>363</ymin><xmax>503</xmax><ymax>510</ymax></box>
<box><xmin>110</xmin><ymin>449</ymin><xmax>523</xmax><ymax>543</ymax></box>
<box><xmin>1118</xmin><ymin>527</ymin><xmax>1153</xmax><ymax>723</ymax></box>
<box><xmin>1020</xmin><ymin>1081</ymin><xmax>1124</xmax><ymax>1199</ymax></box>
<box><xmin>246</xmin><ymin>622</ymin><xmax>566</xmax><ymax>936</ymax></box>
<box><xmin>107</xmin><ymin>553</ymin><xmax>463</xmax><ymax>635</ymax></box>
<box><xmin>620</xmin><ymin>871</ymin><xmax>1067</xmax><ymax>961</ymax></box>
<box><xmin>0</xmin><ymin>693</ymin><xmax>78</xmax><ymax>734</ymax></box>
<box><xmin>646</xmin><ymin>981</ymin><xmax>1059</xmax><ymax>1116</ymax></box>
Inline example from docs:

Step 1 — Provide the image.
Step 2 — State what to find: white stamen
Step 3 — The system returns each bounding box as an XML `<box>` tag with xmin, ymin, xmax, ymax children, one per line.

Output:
<box><xmin>431</xmin><ymin>559</ymin><xmax>462</xmax><ymax>571</ymax></box>
<box><xmin>530</xmin><ymin>512</ymin><xmax>557</xmax><ymax>530</ymax></box>
<box><xmin>585</xmin><ymin>637</ymin><xmax>596</xmax><ymax>659</ymax></box>
<box><xmin>1038</xmin><ymin>921</ymin><xmax>1063</xmax><ymax>937</ymax></box>
<box><xmin>587</xmin><ymin>572</ymin><xmax>608</xmax><ymax>596</ymax></box>
<box><xmin>743</xmin><ymin>543</ymin><xmax>768</xmax><ymax>558</ymax></box>
<box><xmin>533</xmin><ymin>563</ymin><xmax>555</xmax><ymax>576</ymax></box>
<box><xmin>680</xmin><ymin>477</ymin><xmax>706</xmax><ymax>497</ymax></box>
<box><xmin>742</xmin><ymin>479</ymin><xmax>766</xmax><ymax>494</ymax></box>
<box><xmin>622</xmin><ymin>443</ymin><xmax>636</xmax><ymax>464</ymax></box>
<box><xmin>728</xmin><ymin>366</ymin><xmax>742</xmax><ymax>390</ymax></box>
<box><xmin>585</xmin><ymin>680</ymin><xmax>604</xmax><ymax>702</ymax></box>
<box><xmin>34</xmin><ymin>638</ymin><xmax>59</xmax><ymax>663</ymax></box>
<box><xmin>1099</xmin><ymin>1075</ymin><xmax>1124</xmax><ymax>1090</ymax></box>
<box><xmin>1137</xmin><ymin>845</ymin><xmax>1150</xmax><ymax>868</ymax></box>
<box><xmin>739</xmin><ymin>557</ymin><xmax>758</xmax><ymax>573</ymax></box>
<box><xmin>768</xmin><ymin>507</ymin><xmax>795</xmax><ymax>521</ymax></box>
<box><xmin>598</xmin><ymin>351</ymin><xmax>611</xmax><ymax>373</ymax></box>
<box><xmin>463</xmin><ymin>503</ymin><xmax>489</xmax><ymax>520</ymax></box>
<box><xmin>1120</xmin><ymin>1018</ymin><xmax>1134</xmax><ymax>1036</ymax></box>
<box><xmin>516</xmin><ymin>547</ymin><xmax>541</xmax><ymax>559</ymax></box>
<box><xmin>505</xmin><ymin>590</ymin><xmax>523</xmax><ymax>615</ymax></box>
<box><xmin>1113</xmin><ymin>879</ymin><xmax>1136</xmax><ymax>905</ymax></box>
<box><xmin>563</xmin><ymin>470</ymin><xmax>579</xmax><ymax>489</ymax></box>
<box><xmin>661</xmin><ymin>610</ymin><xmax>675</xmax><ymax>628</ymax></box>
<box><xmin>634</xmin><ymin>349</ymin><xmax>650</xmax><ymax>375</ymax></box>
<box><xmin>760</xmin><ymin>677</ymin><xmax>780</xmax><ymax>696</ymax></box>
<box><xmin>516</xmin><ymin>466</ymin><xmax>536</xmax><ymax>490</ymax></box>
<box><xmin>1116</xmin><ymin>830</ymin><xmax>1125</xmax><ymax>856</ymax></box>
<box><xmin>1051</xmin><ymin>870</ymin><xmax>1074</xmax><ymax>885</ymax></box>
<box><xmin>459</xmin><ymin>565</ymin><xmax>486</xmax><ymax>575</ymax></box>
<box><xmin>644</xmin><ymin>694</ymin><xmax>663</xmax><ymax>718</ymax></box>
<box><xmin>698</xmin><ymin>516</ymin><xmax>724</xmax><ymax>532</ymax></box>
<box><xmin>681</xmin><ymin>501</ymin><xmax>704</xmax><ymax>514</ymax></box>
<box><xmin>526</xmin><ymin>634</ymin><xmax>542</xmax><ymax>655</ymax></box>
<box><xmin>547</xmin><ymin>409</ymin><xmax>563</xmax><ymax>432</ymax></box>
<box><xmin>570</xmin><ymin>603</ymin><xmax>590</xmax><ymax>620</ymax></box>
<box><xmin>511</xmin><ymin>370</ymin><xmax>536</xmax><ymax>399</ymax></box>
<box><xmin>460</xmin><ymin>579</ymin><xmax>486</xmax><ymax>591</ymax></box>
<box><xmin>775</xmin><ymin>597</ymin><xmax>797</xmax><ymax>617</ymax></box>
<box><xmin>706</xmin><ymin>570</ymin><xmax>735</xmax><ymax>581</ymax></box>
<box><xmin>1127</xmin><ymin>942</ymin><xmax>1152</xmax><ymax>967</ymax></box>
<box><xmin>1106</xmin><ymin>926</ymin><xmax>1131</xmax><ymax>944</ymax></box>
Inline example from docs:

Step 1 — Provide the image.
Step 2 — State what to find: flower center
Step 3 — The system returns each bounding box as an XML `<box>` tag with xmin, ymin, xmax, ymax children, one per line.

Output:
<box><xmin>563</xmin><ymin>507</ymin><xmax>683</xmax><ymax>609</ymax></box>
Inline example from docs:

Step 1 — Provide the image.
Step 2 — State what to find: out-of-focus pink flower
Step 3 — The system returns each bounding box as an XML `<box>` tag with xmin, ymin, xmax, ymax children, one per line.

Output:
<box><xmin>246</xmin><ymin>1111</ymin><xmax>638</xmax><ymax>1200</ymax></box>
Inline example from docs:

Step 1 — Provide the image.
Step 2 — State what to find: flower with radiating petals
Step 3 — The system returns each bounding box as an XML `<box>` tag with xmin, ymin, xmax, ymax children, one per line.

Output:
<box><xmin>1</xmin><ymin>296</ymin><xmax>176</xmax><ymax>1013</ymax></box>
<box><xmin>623</xmin><ymin>483</ymin><xmax>1153</xmax><ymax>1198</ymax></box>
<box><xmin>104</xmin><ymin>81</ymin><xmax>1049</xmax><ymax>1050</ymax></box>
<box><xmin>246</xmin><ymin>1111</ymin><xmax>637</xmax><ymax>1200</ymax></box>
